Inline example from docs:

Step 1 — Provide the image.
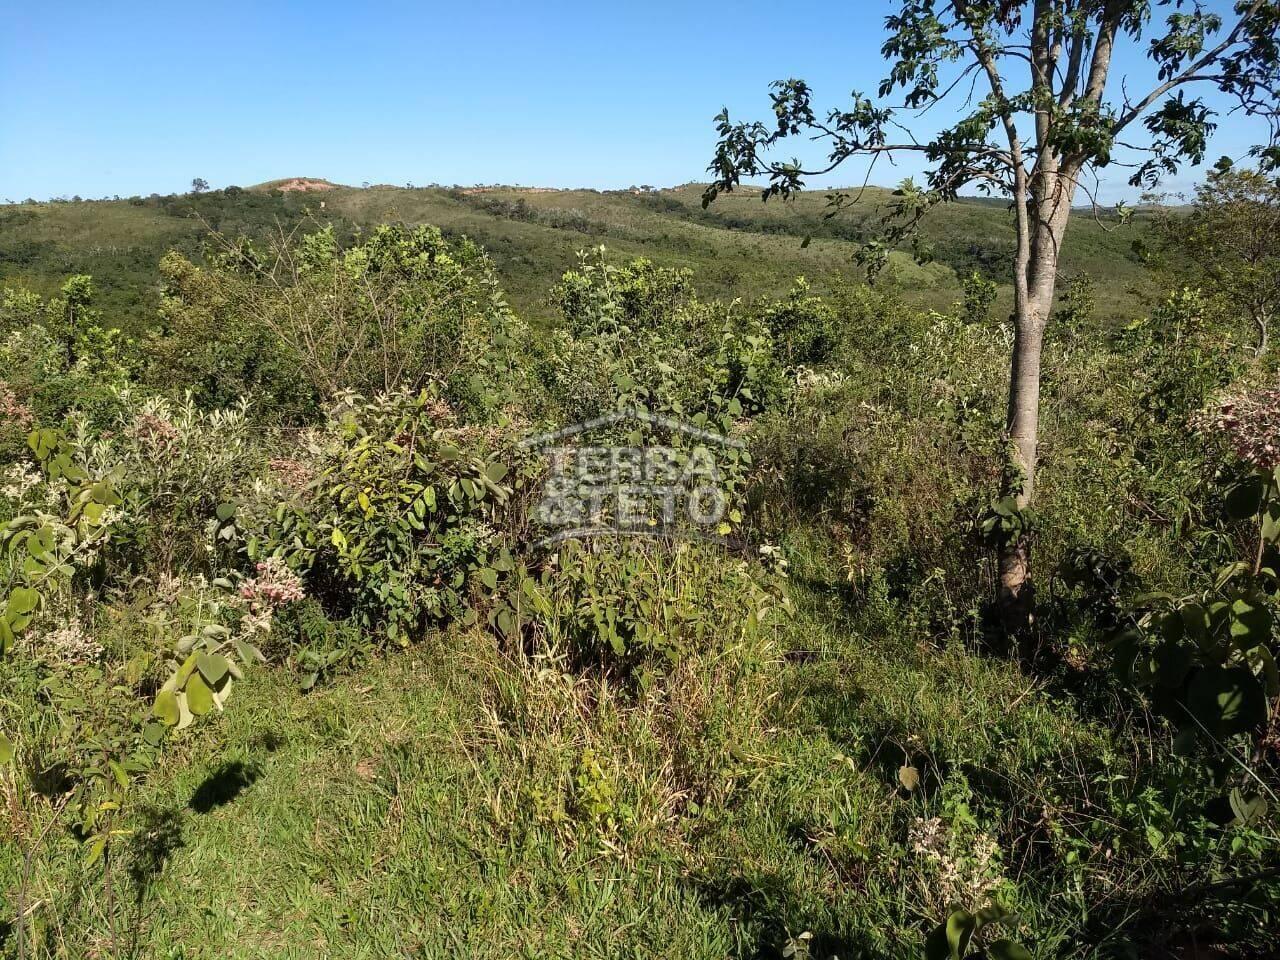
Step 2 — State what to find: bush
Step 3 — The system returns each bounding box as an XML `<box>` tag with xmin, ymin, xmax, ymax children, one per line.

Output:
<box><xmin>148</xmin><ymin>250</ymin><xmax>320</xmax><ymax>423</ymax></box>
<box><xmin>77</xmin><ymin>391</ymin><xmax>263</xmax><ymax>578</ymax></box>
<box><xmin>246</xmin><ymin>390</ymin><xmax>521</xmax><ymax>643</ymax></box>
<box><xmin>153</xmin><ymin>224</ymin><xmax>534</xmax><ymax>420</ymax></box>
<box><xmin>538</xmin><ymin>248</ymin><xmax>785</xmax><ymax>427</ymax></box>
<box><xmin>503</xmin><ymin>539</ymin><xmax>789</xmax><ymax>672</ymax></box>
<box><xmin>0</xmin><ymin>281</ymin><xmax>136</xmax><ymax>441</ymax></box>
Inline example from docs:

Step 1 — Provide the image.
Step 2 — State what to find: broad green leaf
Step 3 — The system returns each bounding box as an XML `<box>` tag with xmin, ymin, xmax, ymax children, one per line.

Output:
<box><xmin>1225</xmin><ymin>476</ymin><xmax>1265</xmax><ymax>519</ymax></box>
<box><xmin>7</xmin><ymin>586</ymin><xmax>40</xmax><ymax>616</ymax></box>
<box><xmin>1262</xmin><ymin>501</ymin><xmax>1280</xmax><ymax>543</ymax></box>
<box><xmin>185</xmin><ymin>673</ymin><xmax>215</xmax><ymax>715</ymax></box>
<box><xmin>153</xmin><ymin>689</ymin><xmax>181</xmax><ymax>726</ymax></box>
<box><xmin>989</xmin><ymin>940</ymin><xmax>1033</xmax><ymax>960</ymax></box>
<box><xmin>1229</xmin><ymin>788</ymin><xmax>1269</xmax><ymax>826</ymax></box>
<box><xmin>196</xmin><ymin>652</ymin><xmax>231</xmax><ymax>686</ymax></box>
<box><xmin>1229</xmin><ymin>593</ymin><xmax>1272</xmax><ymax>646</ymax></box>
<box><xmin>944</xmin><ymin>909</ymin><xmax>976</xmax><ymax>960</ymax></box>
<box><xmin>1186</xmin><ymin>665</ymin><xmax>1267</xmax><ymax>737</ymax></box>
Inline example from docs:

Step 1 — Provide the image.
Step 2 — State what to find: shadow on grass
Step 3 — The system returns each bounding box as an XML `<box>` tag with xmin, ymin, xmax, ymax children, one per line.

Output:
<box><xmin>123</xmin><ymin>804</ymin><xmax>186</xmax><ymax>959</ymax></box>
<box><xmin>189</xmin><ymin>760</ymin><xmax>261</xmax><ymax>813</ymax></box>
<box><xmin>695</xmin><ymin>873</ymin><xmax>879</xmax><ymax>960</ymax></box>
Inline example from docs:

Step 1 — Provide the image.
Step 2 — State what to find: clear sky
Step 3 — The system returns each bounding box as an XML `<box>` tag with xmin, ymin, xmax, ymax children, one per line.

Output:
<box><xmin>0</xmin><ymin>0</ymin><xmax>1269</xmax><ymax>202</ymax></box>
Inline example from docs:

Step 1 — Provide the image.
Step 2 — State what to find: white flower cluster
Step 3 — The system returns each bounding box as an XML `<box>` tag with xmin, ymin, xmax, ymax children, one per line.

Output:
<box><xmin>1</xmin><ymin>462</ymin><xmax>42</xmax><ymax>501</ymax></box>
<box><xmin>793</xmin><ymin>365</ymin><xmax>848</xmax><ymax>393</ymax></box>
<box><xmin>42</xmin><ymin>620</ymin><xmax>105</xmax><ymax>666</ymax></box>
<box><xmin>758</xmin><ymin>543</ymin><xmax>789</xmax><ymax>575</ymax></box>
<box><xmin>908</xmin><ymin>815</ymin><xmax>1004</xmax><ymax>913</ymax></box>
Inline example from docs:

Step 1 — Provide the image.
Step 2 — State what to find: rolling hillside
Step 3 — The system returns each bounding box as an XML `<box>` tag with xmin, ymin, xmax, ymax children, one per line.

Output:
<box><xmin>0</xmin><ymin>181</ymin><xmax>1157</xmax><ymax>332</ymax></box>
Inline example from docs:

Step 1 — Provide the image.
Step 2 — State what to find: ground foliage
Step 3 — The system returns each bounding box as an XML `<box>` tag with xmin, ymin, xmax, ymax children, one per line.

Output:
<box><xmin>0</xmin><ymin>195</ymin><xmax>1277</xmax><ymax>959</ymax></box>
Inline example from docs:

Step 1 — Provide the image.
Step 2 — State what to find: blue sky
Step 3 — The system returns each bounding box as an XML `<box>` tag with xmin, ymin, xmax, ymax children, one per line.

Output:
<box><xmin>0</xmin><ymin>0</ymin><xmax>1269</xmax><ymax>201</ymax></box>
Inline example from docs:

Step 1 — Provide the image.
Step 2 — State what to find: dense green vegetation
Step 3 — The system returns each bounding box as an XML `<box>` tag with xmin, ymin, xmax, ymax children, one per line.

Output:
<box><xmin>0</xmin><ymin>173</ymin><xmax>1277</xmax><ymax>960</ymax></box>
<box><xmin>0</xmin><ymin>182</ymin><xmax>1156</xmax><ymax>335</ymax></box>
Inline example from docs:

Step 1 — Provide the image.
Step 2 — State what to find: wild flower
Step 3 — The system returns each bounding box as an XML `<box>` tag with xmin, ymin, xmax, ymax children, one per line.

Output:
<box><xmin>908</xmin><ymin>815</ymin><xmax>1005</xmax><ymax>913</ymax></box>
<box><xmin>1193</xmin><ymin>387</ymin><xmax>1280</xmax><ymax>470</ymax></box>
<box><xmin>1</xmin><ymin>462</ymin><xmax>42</xmax><ymax>500</ymax></box>
<box><xmin>794</xmin><ymin>365</ymin><xmax>848</xmax><ymax>392</ymax></box>
<box><xmin>758</xmin><ymin>542</ymin><xmax>789</xmax><ymax>575</ymax></box>
<box><xmin>0</xmin><ymin>380</ymin><xmax>34</xmax><ymax>432</ymax></box>
<box><xmin>269</xmin><ymin>457</ymin><xmax>316</xmax><ymax>490</ymax></box>
<box><xmin>128</xmin><ymin>410</ymin><xmax>181</xmax><ymax>452</ymax></box>
<box><xmin>240</xmin><ymin>609</ymin><xmax>274</xmax><ymax>636</ymax></box>
<box><xmin>152</xmin><ymin>572</ymin><xmax>184</xmax><ymax>605</ymax></box>
<box><xmin>239</xmin><ymin>558</ymin><xmax>305</xmax><ymax>609</ymax></box>
<box><xmin>41</xmin><ymin>620</ymin><xmax>104</xmax><ymax>665</ymax></box>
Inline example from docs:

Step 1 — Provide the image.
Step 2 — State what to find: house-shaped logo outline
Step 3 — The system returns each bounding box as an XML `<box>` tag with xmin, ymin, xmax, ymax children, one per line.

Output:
<box><xmin>518</xmin><ymin>407</ymin><xmax>745</xmax><ymax>451</ymax></box>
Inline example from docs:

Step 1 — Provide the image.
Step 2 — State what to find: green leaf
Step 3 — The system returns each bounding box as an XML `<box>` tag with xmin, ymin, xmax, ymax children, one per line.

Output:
<box><xmin>7</xmin><ymin>586</ymin><xmax>40</xmax><ymax>616</ymax></box>
<box><xmin>108</xmin><ymin>760</ymin><xmax>129</xmax><ymax>791</ymax></box>
<box><xmin>0</xmin><ymin>732</ymin><xmax>12</xmax><ymax>764</ymax></box>
<box><xmin>1186</xmin><ymin>665</ymin><xmax>1267</xmax><ymax>737</ymax></box>
<box><xmin>484</xmin><ymin>462</ymin><xmax>508</xmax><ymax>484</ymax></box>
<box><xmin>234</xmin><ymin>639</ymin><xmax>266</xmax><ymax>664</ymax></box>
<box><xmin>924</xmin><ymin>922</ymin><xmax>951</xmax><ymax>960</ymax></box>
<box><xmin>925</xmin><ymin>909</ymin><xmax>977</xmax><ymax>960</ymax></box>
<box><xmin>152</xmin><ymin>689</ymin><xmax>181</xmax><ymax>726</ymax></box>
<box><xmin>478</xmin><ymin>567</ymin><xmax>498</xmax><ymax>590</ymax></box>
<box><xmin>1225</xmin><ymin>476</ymin><xmax>1265</xmax><ymax>519</ymax></box>
<box><xmin>196</xmin><ymin>652</ymin><xmax>231</xmax><ymax>687</ymax></box>
<box><xmin>945</xmin><ymin>909</ymin><xmax>976</xmax><ymax>959</ymax></box>
<box><xmin>989</xmin><ymin>940</ymin><xmax>1033</xmax><ymax>960</ymax></box>
<box><xmin>185</xmin><ymin>673</ymin><xmax>215</xmax><ymax>715</ymax></box>
<box><xmin>1229</xmin><ymin>788</ymin><xmax>1268</xmax><ymax>826</ymax></box>
<box><xmin>1229</xmin><ymin>592</ymin><xmax>1272</xmax><ymax>646</ymax></box>
<box><xmin>215</xmin><ymin>502</ymin><xmax>237</xmax><ymax>522</ymax></box>
<box><xmin>1262</xmin><ymin>501</ymin><xmax>1280</xmax><ymax>543</ymax></box>
<box><xmin>84</xmin><ymin>835</ymin><xmax>107</xmax><ymax>867</ymax></box>
<box><xmin>974</xmin><ymin>903</ymin><xmax>1010</xmax><ymax>928</ymax></box>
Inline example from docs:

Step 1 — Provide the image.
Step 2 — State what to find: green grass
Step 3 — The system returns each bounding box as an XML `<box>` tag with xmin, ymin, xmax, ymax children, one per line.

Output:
<box><xmin>4</xmin><ymin>560</ymin><xmax>1127</xmax><ymax>960</ymax></box>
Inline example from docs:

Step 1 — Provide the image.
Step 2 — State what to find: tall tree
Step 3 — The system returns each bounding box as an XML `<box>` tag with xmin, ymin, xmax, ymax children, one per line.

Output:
<box><xmin>1157</xmin><ymin>160</ymin><xmax>1280</xmax><ymax>356</ymax></box>
<box><xmin>705</xmin><ymin>0</ymin><xmax>1280</xmax><ymax>626</ymax></box>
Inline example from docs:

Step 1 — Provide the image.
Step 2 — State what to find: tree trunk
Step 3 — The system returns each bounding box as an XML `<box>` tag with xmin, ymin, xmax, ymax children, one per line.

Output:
<box><xmin>996</xmin><ymin>167</ymin><xmax>1075</xmax><ymax>632</ymax></box>
<box><xmin>997</xmin><ymin>313</ymin><xmax>1046</xmax><ymax>627</ymax></box>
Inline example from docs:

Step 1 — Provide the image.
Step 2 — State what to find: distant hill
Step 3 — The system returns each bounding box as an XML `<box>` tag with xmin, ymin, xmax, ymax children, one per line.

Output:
<box><xmin>248</xmin><ymin>177</ymin><xmax>342</xmax><ymax>193</ymax></box>
<box><xmin>0</xmin><ymin>182</ymin><xmax>1158</xmax><ymax>333</ymax></box>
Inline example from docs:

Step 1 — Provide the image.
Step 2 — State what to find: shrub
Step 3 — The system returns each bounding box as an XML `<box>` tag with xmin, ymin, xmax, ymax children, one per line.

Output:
<box><xmin>246</xmin><ymin>390</ymin><xmax>520</xmax><ymax>643</ymax></box>
<box><xmin>0</xmin><ymin>281</ymin><xmax>136</xmax><ymax>438</ymax></box>
<box><xmin>76</xmin><ymin>391</ymin><xmax>263</xmax><ymax>578</ymax></box>
<box><xmin>758</xmin><ymin>278</ymin><xmax>840</xmax><ymax>366</ymax></box>
<box><xmin>539</xmin><ymin>248</ymin><xmax>785</xmax><ymax>427</ymax></box>
<box><xmin>148</xmin><ymin>250</ymin><xmax>319</xmax><ymax>422</ymax></box>
<box><xmin>178</xmin><ymin>223</ymin><xmax>534</xmax><ymax>415</ymax></box>
<box><xmin>502</xmin><ymin>538</ymin><xmax>789</xmax><ymax>672</ymax></box>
